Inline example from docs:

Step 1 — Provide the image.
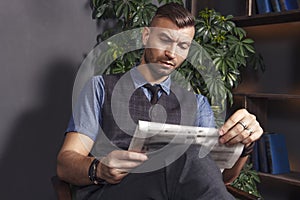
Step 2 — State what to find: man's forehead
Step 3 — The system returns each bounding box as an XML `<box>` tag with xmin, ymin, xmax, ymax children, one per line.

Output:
<box><xmin>149</xmin><ymin>27</ymin><xmax>194</xmax><ymax>41</ymax></box>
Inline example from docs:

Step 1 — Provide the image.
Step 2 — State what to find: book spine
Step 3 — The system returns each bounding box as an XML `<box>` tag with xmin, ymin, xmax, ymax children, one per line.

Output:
<box><xmin>268</xmin><ymin>133</ymin><xmax>290</xmax><ymax>174</ymax></box>
<box><xmin>270</xmin><ymin>0</ymin><xmax>281</xmax><ymax>11</ymax></box>
<box><xmin>258</xmin><ymin>135</ymin><xmax>269</xmax><ymax>173</ymax></box>
<box><xmin>256</xmin><ymin>0</ymin><xmax>272</xmax><ymax>13</ymax></box>
<box><xmin>279</xmin><ymin>0</ymin><xmax>287</xmax><ymax>10</ymax></box>
<box><xmin>251</xmin><ymin>141</ymin><xmax>260</xmax><ymax>171</ymax></box>
<box><xmin>247</xmin><ymin>0</ymin><xmax>254</xmax><ymax>16</ymax></box>
<box><xmin>285</xmin><ymin>0</ymin><xmax>299</xmax><ymax>9</ymax></box>
<box><xmin>264</xmin><ymin>134</ymin><xmax>273</xmax><ymax>173</ymax></box>
<box><xmin>279</xmin><ymin>0</ymin><xmax>299</xmax><ymax>10</ymax></box>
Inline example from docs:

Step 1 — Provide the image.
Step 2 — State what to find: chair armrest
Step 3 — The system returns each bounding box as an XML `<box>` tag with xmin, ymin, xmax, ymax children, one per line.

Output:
<box><xmin>51</xmin><ymin>176</ymin><xmax>72</xmax><ymax>200</ymax></box>
<box><xmin>51</xmin><ymin>175</ymin><xmax>261</xmax><ymax>200</ymax></box>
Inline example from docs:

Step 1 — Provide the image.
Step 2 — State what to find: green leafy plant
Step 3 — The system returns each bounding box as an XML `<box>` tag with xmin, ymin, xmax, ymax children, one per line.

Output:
<box><xmin>231</xmin><ymin>163</ymin><xmax>262</xmax><ymax>198</ymax></box>
<box><xmin>90</xmin><ymin>0</ymin><xmax>264</xmax><ymax>123</ymax></box>
<box><xmin>183</xmin><ymin>8</ymin><xmax>264</xmax><ymax>105</ymax></box>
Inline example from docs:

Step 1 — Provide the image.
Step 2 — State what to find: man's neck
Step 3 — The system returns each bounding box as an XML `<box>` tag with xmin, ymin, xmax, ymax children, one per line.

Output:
<box><xmin>136</xmin><ymin>64</ymin><xmax>168</xmax><ymax>85</ymax></box>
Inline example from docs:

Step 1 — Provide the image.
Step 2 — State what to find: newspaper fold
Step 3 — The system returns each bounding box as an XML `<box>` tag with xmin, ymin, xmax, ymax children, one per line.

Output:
<box><xmin>129</xmin><ymin>120</ymin><xmax>244</xmax><ymax>169</ymax></box>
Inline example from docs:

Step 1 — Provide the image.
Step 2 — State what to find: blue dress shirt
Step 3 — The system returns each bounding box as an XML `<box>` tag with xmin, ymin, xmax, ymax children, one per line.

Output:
<box><xmin>66</xmin><ymin>67</ymin><xmax>215</xmax><ymax>141</ymax></box>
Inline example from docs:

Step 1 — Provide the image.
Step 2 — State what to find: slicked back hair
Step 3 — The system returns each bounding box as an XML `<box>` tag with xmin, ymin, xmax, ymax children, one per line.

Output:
<box><xmin>150</xmin><ymin>2</ymin><xmax>195</xmax><ymax>28</ymax></box>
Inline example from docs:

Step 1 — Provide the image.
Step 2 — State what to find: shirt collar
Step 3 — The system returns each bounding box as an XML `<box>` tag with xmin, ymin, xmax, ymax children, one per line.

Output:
<box><xmin>130</xmin><ymin>66</ymin><xmax>171</xmax><ymax>95</ymax></box>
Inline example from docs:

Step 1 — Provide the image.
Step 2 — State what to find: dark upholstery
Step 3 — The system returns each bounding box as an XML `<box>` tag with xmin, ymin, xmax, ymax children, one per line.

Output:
<box><xmin>51</xmin><ymin>176</ymin><xmax>261</xmax><ymax>200</ymax></box>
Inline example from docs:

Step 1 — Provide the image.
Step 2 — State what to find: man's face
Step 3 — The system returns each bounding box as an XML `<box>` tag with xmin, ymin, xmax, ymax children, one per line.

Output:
<box><xmin>142</xmin><ymin>17</ymin><xmax>195</xmax><ymax>79</ymax></box>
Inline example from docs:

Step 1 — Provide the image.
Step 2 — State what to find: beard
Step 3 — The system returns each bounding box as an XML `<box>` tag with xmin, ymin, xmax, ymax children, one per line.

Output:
<box><xmin>143</xmin><ymin>48</ymin><xmax>178</xmax><ymax>78</ymax></box>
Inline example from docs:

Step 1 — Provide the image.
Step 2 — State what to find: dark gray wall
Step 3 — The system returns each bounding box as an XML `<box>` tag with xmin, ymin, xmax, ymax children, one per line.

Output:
<box><xmin>0</xmin><ymin>0</ymin><xmax>99</xmax><ymax>199</ymax></box>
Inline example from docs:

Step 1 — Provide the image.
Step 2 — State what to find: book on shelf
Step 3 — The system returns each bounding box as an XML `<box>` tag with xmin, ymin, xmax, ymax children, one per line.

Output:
<box><xmin>256</xmin><ymin>0</ymin><xmax>273</xmax><ymax>13</ymax></box>
<box><xmin>270</xmin><ymin>0</ymin><xmax>282</xmax><ymax>12</ymax></box>
<box><xmin>251</xmin><ymin>141</ymin><xmax>260</xmax><ymax>171</ymax></box>
<box><xmin>256</xmin><ymin>0</ymin><xmax>299</xmax><ymax>14</ymax></box>
<box><xmin>254</xmin><ymin>133</ymin><xmax>291</xmax><ymax>174</ymax></box>
<box><xmin>247</xmin><ymin>0</ymin><xmax>256</xmax><ymax>16</ymax></box>
<box><xmin>250</xmin><ymin>141</ymin><xmax>259</xmax><ymax>171</ymax></box>
<box><xmin>258</xmin><ymin>135</ymin><xmax>269</xmax><ymax>173</ymax></box>
<box><xmin>264</xmin><ymin>133</ymin><xmax>290</xmax><ymax>174</ymax></box>
<box><xmin>279</xmin><ymin>0</ymin><xmax>299</xmax><ymax>10</ymax></box>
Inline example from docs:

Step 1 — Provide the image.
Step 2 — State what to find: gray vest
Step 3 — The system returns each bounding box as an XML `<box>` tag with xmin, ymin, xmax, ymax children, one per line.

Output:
<box><xmin>91</xmin><ymin>71</ymin><xmax>197</xmax><ymax>156</ymax></box>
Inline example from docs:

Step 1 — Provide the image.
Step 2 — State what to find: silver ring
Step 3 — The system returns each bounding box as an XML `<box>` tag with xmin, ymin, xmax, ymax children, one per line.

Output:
<box><xmin>238</xmin><ymin>121</ymin><xmax>247</xmax><ymax>130</ymax></box>
<box><xmin>246</xmin><ymin>128</ymin><xmax>254</xmax><ymax>136</ymax></box>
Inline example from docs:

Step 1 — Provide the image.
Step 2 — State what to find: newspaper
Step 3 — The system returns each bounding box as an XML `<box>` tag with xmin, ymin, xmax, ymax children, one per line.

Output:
<box><xmin>129</xmin><ymin>120</ymin><xmax>244</xmax><ymax>169</ymax></box>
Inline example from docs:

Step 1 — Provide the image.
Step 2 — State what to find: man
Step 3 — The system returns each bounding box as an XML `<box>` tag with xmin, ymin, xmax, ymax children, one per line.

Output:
<box><xmin>57</xmin><ymin>3</ymin><xmax>263</xmax><ymax>199</ymax></box>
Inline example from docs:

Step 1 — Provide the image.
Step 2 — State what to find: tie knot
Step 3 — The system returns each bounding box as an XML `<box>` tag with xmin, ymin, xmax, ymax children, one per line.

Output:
<box><xmin>143</xmin><ymin>83</ymin><xmax>162</xmax><ymax>104</ymax></box>
<box><xmin>144</xmin><ymin>83</ymin><xmax>161</xmax><ymax>93</ymax></box>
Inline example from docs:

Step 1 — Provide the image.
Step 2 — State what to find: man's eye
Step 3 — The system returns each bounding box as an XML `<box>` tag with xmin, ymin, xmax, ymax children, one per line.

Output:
<box><xmin>160</xmin><ymin>37</ymin><xmax>171</xmax><ymax>43</ymax></box>
<box><xmin>179</xmin><ymin>43</ymin><xmax>190</xmax><ymax>50</ymax></box>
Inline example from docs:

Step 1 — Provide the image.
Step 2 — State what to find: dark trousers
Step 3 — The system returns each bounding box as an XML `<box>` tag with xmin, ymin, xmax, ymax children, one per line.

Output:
<box><xmin>74</xmin><ymin>145</ymin><xmax>235</xmax><ymax>200</ymax></box>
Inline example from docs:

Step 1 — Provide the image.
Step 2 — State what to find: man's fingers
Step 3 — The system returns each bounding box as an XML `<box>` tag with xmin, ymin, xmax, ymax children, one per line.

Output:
<box><xmin>110</xmin><ymin>150</ymin><xmax>148</xmax><ymax>161</ymax></box>
<box><xmin>99</xmin><ymin>163</ymin><xmax>130</xmax><ymax>184</ymax></box>
<box><xmin>103</xmin><ymin>171</ymin><xmax>128</xmax><ymax>184</ymax></box>
<box><xmin>98</xmin><ymin>150</ymin><xmax>149</xmax><ymax>184</ymax></box>
<box><xmin>120</xmin><ymin>151</ymin><xmax>148</xmax><ymax>161</ymax></box>
<box><xmin>219</xmin><ymin>108</ymin><xmax>263</xmax><ymax>146</ymax></box>
<box><xmin>102</xmin><ymin>150</ymin><xmax>148</xmax><ymax>168</ymax></box>
<box><xmin>220</xmin><ymin>109</ymin><xmax>250</xmax><ymax>135</ymax></box>
<box><xmin>103</xmin><ymin>159</ymin><xmax>145</xmax><ymax>169</ymax></box>
<box><xmin>220</xmin><ymin>118</ymin><xmax>255</xmax><ymax>143</ymax></box>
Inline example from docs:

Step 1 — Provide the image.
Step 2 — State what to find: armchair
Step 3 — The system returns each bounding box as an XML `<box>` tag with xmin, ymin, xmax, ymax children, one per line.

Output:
<box><xmin>51</xmin><ymin>176</ymin><xmax>261</xmax><ymax>200</ymax></box>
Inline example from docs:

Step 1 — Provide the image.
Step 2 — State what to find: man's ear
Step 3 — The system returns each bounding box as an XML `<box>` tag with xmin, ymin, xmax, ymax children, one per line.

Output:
<box><xmin>142</xmin><ymin>27</ymin><xmax>150</xmax><ymax>46</ymax></box>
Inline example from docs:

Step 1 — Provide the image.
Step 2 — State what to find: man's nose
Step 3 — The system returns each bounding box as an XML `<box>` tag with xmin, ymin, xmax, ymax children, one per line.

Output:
<box><xmin>165</xmin><ymin>44</ymin><xmax>176</xmax><ymax>59</ymax></box>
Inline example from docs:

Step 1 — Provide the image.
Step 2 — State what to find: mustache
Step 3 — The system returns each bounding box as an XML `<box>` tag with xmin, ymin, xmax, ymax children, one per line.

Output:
<box><xmin>160</xmin><ymin>60</ymin><xmax>176</xmax><ymax>67</ymax></box>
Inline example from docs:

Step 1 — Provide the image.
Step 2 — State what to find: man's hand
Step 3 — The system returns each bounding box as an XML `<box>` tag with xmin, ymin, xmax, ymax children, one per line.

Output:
<box><xmin>219</xmin><ymin>109</ymin><xmax>263</xmax><ymax>147</ymax></box>
<box><xmin>98</xmin><ymin>150</ymin><xmax>148</xmax><ymax>184</ymax></box>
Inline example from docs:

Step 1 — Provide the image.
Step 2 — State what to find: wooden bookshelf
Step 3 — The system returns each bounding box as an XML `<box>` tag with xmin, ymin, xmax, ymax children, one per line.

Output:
<box><xmin>233</xmin><ymin>93</ymin><xmax>300</xmax><ymax>130</ymax></box>
<box><xmin>233</xmin><ymin>93</ymin><xmax>300</xmax><ymax>190</ymax></box>
<box><xmin>234</xmin><ymin>93</ymin><xmax>300</xmax><ymax>100</ymax></box>
<box><xmin>259</xmin><ymin>172</ymin><xmax>300</xmax><ymax>187</ymax></box>
<box><xmin>258</xmin><ymin>172</ymin><xmax>300</xmax><ymax>198</ymax></box>
<box><xmin>234</xmin><ymin>92</ymin><xmax>300</xmax><ymax>129</ymax></box>
<box><xmin>232</xmin><ymin>9</ymin><xmax>300</xmax><ymax>27</ymax></box>
<box><xmin>189</xmin><ymin>1</ymin><xmax>300</xmax><ymax>197</ymax></box>
<box><xmin>190</xmin><ymin>1</ymin><xmax>300</xmax><ymax>198</ymax></box>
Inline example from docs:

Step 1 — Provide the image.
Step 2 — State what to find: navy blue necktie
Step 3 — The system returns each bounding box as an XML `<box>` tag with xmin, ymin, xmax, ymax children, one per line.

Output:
<box><xmin>143</xmin><ymin>84</ymin><xmax>162</xmax><ymax>105</ymax></box>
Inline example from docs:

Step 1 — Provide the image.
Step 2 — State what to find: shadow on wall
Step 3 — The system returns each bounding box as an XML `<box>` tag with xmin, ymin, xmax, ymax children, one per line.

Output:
<box><xmin>0</xmin><ymin>59</ymin><xmax>77</xmax><ymax>200</ymax></box>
